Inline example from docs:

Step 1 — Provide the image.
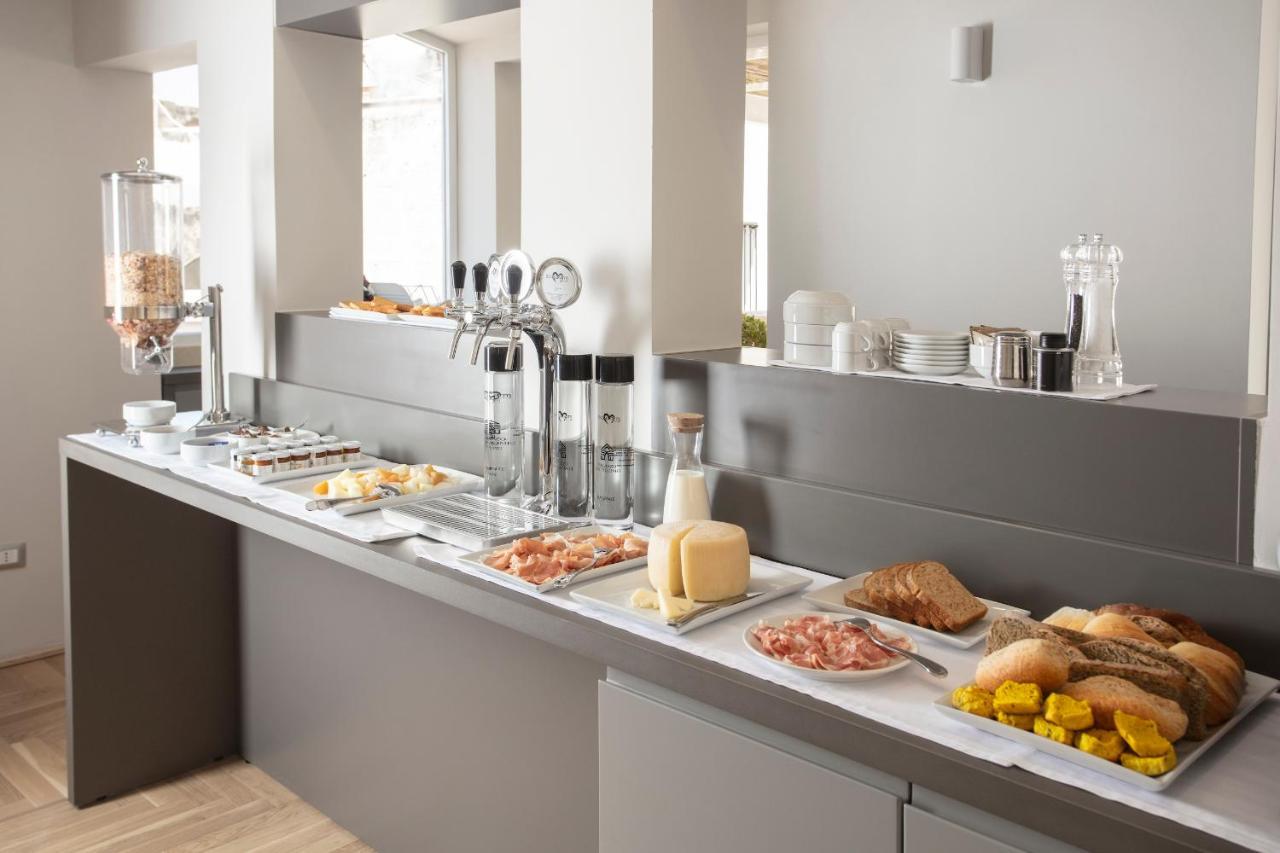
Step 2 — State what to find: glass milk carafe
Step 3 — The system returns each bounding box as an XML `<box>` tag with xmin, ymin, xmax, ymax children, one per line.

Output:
<box><xmin>1070</xmin><ymin>233</ymin><xmax>1124</xmax><ymax>388</ymax></box>
<box><xmin>662</xmin><ymin>413</ymin><xmax>711</xmax><ymax>523</ymax></box>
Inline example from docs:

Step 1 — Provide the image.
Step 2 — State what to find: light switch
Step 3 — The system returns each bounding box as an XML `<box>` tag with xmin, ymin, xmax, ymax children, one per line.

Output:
<box><xmin>0</xmin><ymin>543</ymin><xmax>26</xmax><ymax>569</ymax></box>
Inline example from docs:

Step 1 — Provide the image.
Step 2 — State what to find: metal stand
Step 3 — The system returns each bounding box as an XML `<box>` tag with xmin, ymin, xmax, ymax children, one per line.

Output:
<box><xmin>188</xmin><ymin>284</ymin><xmax>242</xmax><ymax>428</ymax></box>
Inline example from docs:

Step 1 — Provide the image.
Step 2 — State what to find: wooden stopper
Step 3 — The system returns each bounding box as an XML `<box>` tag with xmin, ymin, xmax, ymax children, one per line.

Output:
<box><xmin>666</xmin><ymin>412</ymin><xmax>705</xmax><ymax>433</ymax></box>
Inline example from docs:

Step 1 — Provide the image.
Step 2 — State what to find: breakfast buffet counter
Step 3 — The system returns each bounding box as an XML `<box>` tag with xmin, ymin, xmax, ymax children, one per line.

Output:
<box><xmin>60</xmin><ymin>437</ymin><xmax>1280</xmax><ymax>853</ymax></box>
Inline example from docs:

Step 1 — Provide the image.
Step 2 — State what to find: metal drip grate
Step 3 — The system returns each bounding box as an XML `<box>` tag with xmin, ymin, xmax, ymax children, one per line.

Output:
<box><xmin>381</xmin><ymin>492</ymin><xmax>571</xmax><ymax>550</ymax></box>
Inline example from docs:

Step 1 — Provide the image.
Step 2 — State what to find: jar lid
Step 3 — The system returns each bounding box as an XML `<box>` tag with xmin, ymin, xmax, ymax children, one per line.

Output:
<box><xmin>485</xmin><ymin>342</ymin><xmax>523</xmax><ymax>372</ymax></box>
<box><xmin>342</xmin><ymin>440</ymin><xmax>360</xmax><ymax>448</ymax></box>
<box><xmin>1037</xmin><ymin>332</ymin><xmax>1069</xmax><ymax>349</ymax></box>
<box><xmin>272</xmin><ymin>450</ymin><xmax>292</xmax><ymax>459</ymax></box>
<box><xmin>100</xmin><ymin>157</ymin><xmax>181</xmax><ymax>185</ymax></box>
<box><xmin>252</xmin><ymin>453</ymin><xmax>273</xmax><ymax>461</ymax></box>
<box><xmin>555</xmin><ymin>353</ymin><xmax>593</xmax><ymax>382</ymax></box>
<box><xmin>783</xmin><ymin>290</ymin><xmax>851</xmax><ymax>307</ymax></box>
<box><xmin>595</xmin><ymin>353</ymin><xmax>635</xmax><ymax>384</ymax></box>
<box><xmin>667</xmin><ymin>412</ymin><xmax>705</xmax><ymax>433</ymax></box>
<box><xmin>319</xmin><ymin>435</ymin><xmax>339</xmax><ymax>443</ymax></box>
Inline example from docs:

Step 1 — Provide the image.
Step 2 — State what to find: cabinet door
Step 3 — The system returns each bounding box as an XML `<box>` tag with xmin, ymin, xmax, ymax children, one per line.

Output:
<box><xmin>904</xmin><ymin>805</ymin><xmax>1025</xmax><ymax>853</ymax></box>
<box><xmin>599</xmin><ymin>681</ymin><xmax>901</xmax><ymax>853</ymax></box>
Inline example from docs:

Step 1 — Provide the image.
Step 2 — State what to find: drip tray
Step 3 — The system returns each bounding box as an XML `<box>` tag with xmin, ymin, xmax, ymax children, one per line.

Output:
<box><xmin>381</xmin><ymin>492</ymin><xmax>572</xmax><ymax>550</ymax></box>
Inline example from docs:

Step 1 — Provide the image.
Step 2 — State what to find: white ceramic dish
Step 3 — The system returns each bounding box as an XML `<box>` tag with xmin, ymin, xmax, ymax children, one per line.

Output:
<box><xmin>270</xmin><ymin>464</ymin><xmax>483</xmax><ymax>515</ymax></box>
<box><xmin>138</xmin><ymin>425</ymin><xmax>188</xmax><ymax>454</ymax></box>
<box><xmin>801</xmin><ymin>572</ymin><xmax>1028</xmax><ymax>649</ymax></box>
<box><xmin>894</xmin><ymin>362</ymin><xmax>971</xmax><ymax>376</ymax></box>
<box><xmin>123</xmin><ymin>400</ymin><xmax>176</xmax><ymax>427</ymax></box>
<box><xmin>180</xmin><ymin>436</ymin><xmax>232</xmax><ymax>465</ymax></box>
<box><xmin>784</xmin><ymin>322</ymin><xmax>836</xmax><ymax>346</ymax></box>
<box><xmin>329</xmin><ymin>306</ymin><xmax>398</xmax><ymax>323</ymax></box>
<box><xmin>934</xmin><ymin>672</ymin><xmax>1279</xmax><ymax>791</ymax></box>
<box><xmin>894</xmin><ymin>349</ymin><xmax>969</xmax><ymax>361</ymax></box>
<box><xmin>893</xmin><ymin>330</ymin><xmax>968</xmax><ymax>344</ymax></box>
<box><xmin>742</xmin><ymin>613</ymin><xmax>916</xmax><ymax>682</ymax></box>
<box><xmin>570</xmin><ymin>561</ymin><xmax>812</xmax><ymax>635</ymax></box>
<box><xmin>208</xmin><ymin>454</ymin><xmax>384</xmax><ymax>485</ymax></box>
<box><xmin>782</xmin><ymin>291</ymin><xmax>853</xmax><ymax>326</ymax></box>
<box><xmin>457</xmin><ymin>526</ymin><xmax>649</xmax><ymax>593</ymax></box>
<box><xmin>894</xmin><ymin>359</ymin><xmax>969</xmax><ymax>371</ymax></box>
<box><xmin>784</xmin><ymin>341</ymin><xmax>832</xmax><ymax>367</ymax></box>
<box><xmin>397</xmin><ymin>313</ymin><xmax>454</xmax><ymax>329</ymax></box>
<box><xmin>893</xmin><ymin>338</ymin><xmax>968</xmax><ymax>350</ymax></box>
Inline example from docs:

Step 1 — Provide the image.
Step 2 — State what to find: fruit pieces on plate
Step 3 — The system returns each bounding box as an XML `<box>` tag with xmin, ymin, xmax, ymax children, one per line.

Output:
<box><xmin>312</xmin><ymin>464</ymin><xmax>450</xmax><ymax>499</ymax></box>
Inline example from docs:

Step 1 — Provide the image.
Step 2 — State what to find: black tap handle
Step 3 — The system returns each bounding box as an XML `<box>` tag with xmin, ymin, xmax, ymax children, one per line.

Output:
<box><xmin>472</xmin><ymin>263</ymin><xmax>489</xmax><ymax>297</ymax></box>
<box><xmin>450</xmin><ymin>260</ymin><xmax>467</xmax><ymax>297</ymax></box>
<box><xmin>506</xmin><ymin>264</ymin><xmax>523</xmax><ymax>300</ymax></box>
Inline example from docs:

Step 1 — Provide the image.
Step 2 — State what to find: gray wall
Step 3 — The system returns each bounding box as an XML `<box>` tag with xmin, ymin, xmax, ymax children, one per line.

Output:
<box><xmin>768</xmin><ymin>0</ymin><xmax>1262</xmax><ymax>393</ymax></box>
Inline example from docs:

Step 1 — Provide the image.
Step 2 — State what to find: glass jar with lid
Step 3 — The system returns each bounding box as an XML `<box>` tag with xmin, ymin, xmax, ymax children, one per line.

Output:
<box><xmin>662</xmin><ymin>413</ymin><xmax>711</xmax><ymax>523</ymax></box>
<box><xmin>101</xmin><ymin>158</ymin><xmax>184</xmax><ymax>375</ymax></box>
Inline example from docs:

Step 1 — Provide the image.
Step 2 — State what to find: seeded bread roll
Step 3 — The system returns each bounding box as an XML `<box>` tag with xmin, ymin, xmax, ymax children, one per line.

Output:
<box><xmin>1083</xmin><ymin>613</ymin><xmax>1160</xmax><ymax>646</ymax></box>
<box><xmin>1128</xmin><ymin>615</ymin><xmax>1186</xmax><ymax>647</ymax></box>
<box><xmin>1061</xmin><ymin>676</ymin><xmax>1189</xmax><ymax>742</ymax></box>
<box><xmin>1169</xmin><ymin>641</ymin><xmax>1244</xmax><ymax>726</ymax></box>
<box><xmin>975</xmin><ymin>638</ymin><xmax>1071</xmax><ymax>693</ymax></box>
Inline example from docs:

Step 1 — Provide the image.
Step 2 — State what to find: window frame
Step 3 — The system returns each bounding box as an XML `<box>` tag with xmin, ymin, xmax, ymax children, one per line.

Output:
<box><xmin>401</xmin><ymin>30</ymin><xmax>459</xmax><ymax>289</ymax></box>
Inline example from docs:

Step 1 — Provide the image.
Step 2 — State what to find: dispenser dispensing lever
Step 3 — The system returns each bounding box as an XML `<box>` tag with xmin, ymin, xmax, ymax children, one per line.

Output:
<box><xmin>504</xmin><ymin>265</ymin><xmax>523</xmax><ymax>371</ymax></box>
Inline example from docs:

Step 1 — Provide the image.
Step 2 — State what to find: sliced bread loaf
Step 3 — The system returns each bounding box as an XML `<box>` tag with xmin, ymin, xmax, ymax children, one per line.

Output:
<box><xmin>907</xmin><ymin>561</ymin><xmax>987</xmax><ymax>632</ymax></box>
<box><xmin>1076</xmin><ymin>638</ymin><xmax>1210</xmax><ymax>740</ymax></box>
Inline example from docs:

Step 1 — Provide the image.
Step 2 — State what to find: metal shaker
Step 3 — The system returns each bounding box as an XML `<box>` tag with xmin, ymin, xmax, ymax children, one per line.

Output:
<box><xmin>991</xmin><ymin>332</ymin><xmax>1031</xmax><ymax>388</ymax></box>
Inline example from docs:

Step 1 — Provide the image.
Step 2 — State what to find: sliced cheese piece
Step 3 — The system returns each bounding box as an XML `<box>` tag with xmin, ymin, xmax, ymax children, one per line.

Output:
<box><xmin>657</xmin><ymin>589</ymin><xmax>696</xmax><ymax>620</ymax></box>
<box><xmin>629</xmin><ymin>588</ymin><xmax>658</xmax><ymax>610</ymax></box>
<box><xmin>646</xmin><ymin>521</ymin><xmax>698</xmax><ymax>595</ymax></box>
<box><xmin>680</xmin><ymin>521</ymin><xmax>750</xmax><ymax>602</ymax></box>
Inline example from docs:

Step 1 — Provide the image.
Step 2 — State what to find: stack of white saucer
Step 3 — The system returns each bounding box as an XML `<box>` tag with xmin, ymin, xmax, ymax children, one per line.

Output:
<box><xmin>891</xmin><ymin>330</ymin><xmax>970</xmax><ymax>376</ymax></box>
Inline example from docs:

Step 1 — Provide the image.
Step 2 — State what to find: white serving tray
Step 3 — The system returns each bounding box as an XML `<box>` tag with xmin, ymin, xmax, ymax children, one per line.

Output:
<box><xmin>206</xmin><ymin>453</ymin><xmax>383</xmax><ymax>485</ymax></box>
<box><xmin>329</xmin><ymin>306</ymin><xmax>399</xmax><ymax>323</ymax></box>
<box><xmin>396</xmin><ymin>313</ymin><xmax>453</xmax><ymax>330</ymax></box>
<box><xmin>933</xmin><ymin>671</ymin><xmax>1279</xmax><ymax>791</ymax></box>
<box><xmin>742</xmin><ymin>613</ymin><xmax>916</xmax><ymax>682</ymax></box>
<box><xmin>269</xmin><ymin>464</ymin><xmax>483</xmax><ymax>515</ymax></box>
<box><xmin>802</xmin><ymin>571</ymin><xmax>1028</xmax><ymax>649</ymax></box>
<box><xmin>457</xmin><ymin>526</ymin><xmax>648</xmax><ymax>593</ymax></box>
<box><xmin>570</xmin><ymin>561</ymin><xmax>812</xmax><ymax>635</ymax></box>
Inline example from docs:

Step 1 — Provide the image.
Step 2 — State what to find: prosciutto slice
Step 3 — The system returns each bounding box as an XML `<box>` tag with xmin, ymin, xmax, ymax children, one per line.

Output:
<box><xmin>482</xmin><ymin>531</ymin><xmax>648</xmax><ymax>585</ymax></box>
<box><xmin>751</xmin><ymin>615</ymin><xmax>910</xmax><ymax>671</ymax></box>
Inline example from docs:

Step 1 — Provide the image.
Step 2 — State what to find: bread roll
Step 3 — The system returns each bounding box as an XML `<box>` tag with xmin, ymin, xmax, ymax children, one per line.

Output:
<box><xmin>975</xmin><ymin>638</ymin><xmax>1071</xmax><ymax>693</ymax></box>
<box><xmin>1043</xmin><ymin>607</ymin><xmax>1093</xmax><ymax>632</ymax></box>
<box><xmin>1169</xmin><ymin>641</ymin><xmax>1243</xmax><ymax>726</ymax></box>
<box><xmin>1060</xmin><ymin>676</ymin><xmax>1188</xmax><ymax>741</ymax></box>
<box><xmin>1128</xmin><ymin>615</ymin><xmax>1185</xmax><ymax>647</ymax></box>
<box><xmin>1082</xmin><ymin>613</ymin><xmax>1160</xmax><ymax>645</ymax></box>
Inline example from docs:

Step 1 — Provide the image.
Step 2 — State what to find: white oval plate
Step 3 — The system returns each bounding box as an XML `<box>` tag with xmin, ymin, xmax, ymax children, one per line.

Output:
<box><xmin>893</xmin><ymin>340</ymin><xmax>969</xmax><ymax>352</ymax></box>
<box><xmin>742</xmin><ymin>612</ymin><xmax>916</xmax><ymax>682</ymax></box>
<box><xmin>894</xmin><ymin>362</ymin><xmax>971</xmax><ymax>376</ymax></box>
<box><xmin>893</xmin><ymin>353</ymin><xmax>969</xmax><ymax>364</ymax></box>
<box><xmin>893</xmin><ymin>330</ymin><xmax>968</xmax><ymax>343</ymax></box>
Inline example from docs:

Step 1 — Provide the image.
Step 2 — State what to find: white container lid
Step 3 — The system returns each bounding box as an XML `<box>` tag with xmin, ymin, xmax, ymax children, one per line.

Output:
<box><xmin>783</xmin><ymin>290</ymin><xmax>851</xmax><ymax>308</ymax></box>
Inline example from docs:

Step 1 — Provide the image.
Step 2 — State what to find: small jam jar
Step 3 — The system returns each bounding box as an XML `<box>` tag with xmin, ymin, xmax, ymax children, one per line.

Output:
<box><xmin>250</xmin><ymin>452</ymin><xmax>274</xmax><ymax>477</ymax></box>
<box><xmin>341</xmin><ymin>440</ymin><xmax>362</xmax><ymax>463</ymax></box>
<box><xmin>272</xmin><ymin>450</ymin><xmax>293</xmax><ymax>472</ymax></box>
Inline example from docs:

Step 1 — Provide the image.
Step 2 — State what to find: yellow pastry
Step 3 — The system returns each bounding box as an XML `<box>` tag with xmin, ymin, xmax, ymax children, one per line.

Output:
<box><xmin>951</xmin><ymin>685</ymin><xmax>995</xmax><ymax>718</ymax></box>
<box><xmin>1043</xmin><ymin>693</ymin><xmax>1094</xmax><ymax>731</ymax></box>
<box><xmin>993</xmin><ymin>681</ymin><xmax>1043</xmax><ymax>715</ymax></box>
<box><xmin>1114</xmin><ymin>710</ymin><xmax>1173</xmax><ymax>758</ymax></box>
<box><xmin>1120</xmin><ymin>749</ymin><xmax>1177</xmax><ymax>776</ymax></box>
<box><xmin>1033</xmin><ymin>715</ymin><xmax>1073</xmax><ymax>745</ymax></box>
<box><xmin>996</xmin><ymin>711</ymin><xmax>1036</xmax><ymax>731</ymax></box>
<box><xmin>1075</xmin><ymin>728</ymin><xmax>1125</xmax><ymax>762</ymax></box>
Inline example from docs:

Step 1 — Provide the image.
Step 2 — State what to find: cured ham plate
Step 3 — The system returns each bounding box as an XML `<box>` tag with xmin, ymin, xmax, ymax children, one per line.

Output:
<box><xmin>743</xmin><ymin>613</ymin><xmax>917</xmax><ymax>682</ymax></box>
<box><xmin>458</xmin><ymin>526</ymin><xmax>649</xmax><ymax>593</ymax></box>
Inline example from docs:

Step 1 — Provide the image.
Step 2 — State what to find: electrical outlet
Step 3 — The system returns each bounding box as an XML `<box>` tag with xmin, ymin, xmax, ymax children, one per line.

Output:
<box><xmin>0</xmin><ymin>543</ymin><xmax>25</xmax><ymax>569</ymax></box>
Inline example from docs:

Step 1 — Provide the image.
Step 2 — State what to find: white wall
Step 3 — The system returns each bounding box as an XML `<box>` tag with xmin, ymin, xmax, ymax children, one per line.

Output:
<box><xmin>522</xmin><ymin>0</ymin><xmax>746</xmax><ymax>448</ymax></box>
<box><xmin>0</xmin><ymin>0</ymin><xmax>156</xmax><ymax>661</ymax></box>
<box><xmin>768</xmin><ymin>0</ymin><xmax>1262</xmax><ymax>393</ymax></box>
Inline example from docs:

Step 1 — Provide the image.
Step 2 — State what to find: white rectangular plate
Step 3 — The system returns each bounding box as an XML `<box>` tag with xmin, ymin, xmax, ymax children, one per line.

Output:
<box><xmin>570</xmin><ymin>561</ymin><xmax>813</xmax><ymax>635</ymax></box>
<box><xmin>269</xmin><ymin>464</ymin><xmax>483</xmax><ymax>515</ymax></box>
<box><xmin>329</xmin><ymin>306</ymin><xmax>401</xmax><ymax>322</ymax></box>
<box><xmin>397</xmin><ymin>313</ymin><xmax>453</xmax><ymax>329</ymax></box>
<box><xmin>457</xmin><ymin>526</ymin><xmax>649</xmax><ymax>593</ymax></box>
<box><xmin>802</xmin><ymin>572</ymin><xmax>1027</xmax><ymax>649</ymax></box>
<box><xmin>932</xmin><ymin>672</ymin><xmax>1279</xmax><ymax>791</ymax></box>
<box><xmin>206</xmin><ymin>454</ymin><xmax>383</xmax><ymax>485</ymax></box>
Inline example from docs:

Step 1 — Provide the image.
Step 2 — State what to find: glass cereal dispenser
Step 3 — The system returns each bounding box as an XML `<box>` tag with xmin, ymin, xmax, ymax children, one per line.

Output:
<box><xmin>101</xmin><ymin>158</ymin><xmax>184</xmax><ymax>374</ymax></box>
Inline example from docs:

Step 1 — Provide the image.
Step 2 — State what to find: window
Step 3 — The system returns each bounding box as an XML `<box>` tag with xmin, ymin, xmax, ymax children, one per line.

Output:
<box><xmin>152</xmin><ymin>64</ymin><xmax>200</xmax><ymax>299</ymax></box>
<box><xmin>362</xmin><ymin>34</ymin><xmax>453</xmax><ymax>301</ymax></box>
<box><xmin>743</xmin><ymin>39</ymin><xmax>768</xmax><ymax>318</ymax></box>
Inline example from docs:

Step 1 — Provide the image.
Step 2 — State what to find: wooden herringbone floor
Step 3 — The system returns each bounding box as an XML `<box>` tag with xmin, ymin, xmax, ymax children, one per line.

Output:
<box><xmin>0</xmin><ymin>654</ymin><xmax>373</xmax><ymax>851</ymax></box>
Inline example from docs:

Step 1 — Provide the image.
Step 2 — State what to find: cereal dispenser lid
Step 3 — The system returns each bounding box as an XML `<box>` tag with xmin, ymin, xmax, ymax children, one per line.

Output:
<box><xmin>101</xmin><ymin>157</ymin><xmax>181</xmax><ymax>185</ymax></box>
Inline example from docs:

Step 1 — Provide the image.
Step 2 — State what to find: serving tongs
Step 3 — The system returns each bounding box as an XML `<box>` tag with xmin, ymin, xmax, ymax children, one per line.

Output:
<box><xmin>836</xmin><ymin>615</ymin><xmax>948</xmax><ymax>678</ymax></box>
<box><xmin>667</xmin><ymin>592</ymin><xmax>764</xmax><ymax>628</ymax></box>
<box><xmin>306</xmin><ymin>483</ymin><xmax>401</xmax><ymax>511</ymax></box>
<box><xmin>546</xmin><ymin>546</ymin><xmax>613</xmax><ymax>590</ymax></box>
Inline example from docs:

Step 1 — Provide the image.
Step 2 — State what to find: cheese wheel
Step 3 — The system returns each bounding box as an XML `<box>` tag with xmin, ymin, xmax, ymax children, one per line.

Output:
<box><xmin>647</xmin><ymin>521</ymin><xmax>698</xmax><ymax>595</ymax></box>
<box><xmin>680</xmin><ymin>521</ymin><xmax>750</xmax><ymax>602</ymax></box>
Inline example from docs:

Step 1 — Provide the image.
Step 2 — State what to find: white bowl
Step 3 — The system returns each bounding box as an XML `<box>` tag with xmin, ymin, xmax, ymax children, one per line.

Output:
<box><xmin>784</xmin><ymin>322</ymin><xmax>835</xmax><ymax>346</ymax></box>
<box><xmin>123</xmin><ymin>400</ymin><xmax>176</xmax><ymax>427</ymax></box>
<box><xmin>782</xmin><ymin>291</ymin><xmax>853</xmax><ymax>326</ymax></box>
<box><xmin>180</xmin><ymin>436</ymin><xmax>232</xmax><ymax>465</ymax></box>
<box><xmin>138</xmin><ymin>425</ymin><xmax>188</xmax><ymax>454</ymax></box>
<box><xmin>970</xmin><ymin>343</ymin><xmax>993</xmax><ymax>378</ymax></box>
<box><xmin>783</xmin><ymin>340</ymin><xmax>832</xmax><ymax>367</ymax></box>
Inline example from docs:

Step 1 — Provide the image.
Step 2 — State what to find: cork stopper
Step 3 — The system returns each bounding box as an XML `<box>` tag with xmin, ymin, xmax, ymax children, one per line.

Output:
<box><xmin>666</xmin><ymin>412</ymin><xmax>705</xmax><ymax>433</ymax></box>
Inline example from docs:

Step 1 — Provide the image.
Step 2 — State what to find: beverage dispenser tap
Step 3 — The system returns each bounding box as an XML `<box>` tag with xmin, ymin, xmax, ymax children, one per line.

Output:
<box><xmin>503</xmin><ymin>264</ymin><xmax>524</xmax><ymax>371</ymax></box>
<box><xmin>446</xmin><ymin>260</ymin><xmax>471</xmax><ymax>358</ymax></box>
<box><xmin>468</xmin><ymin>263</ymin><xmax>496</xmax><ymax>365</ymax></box>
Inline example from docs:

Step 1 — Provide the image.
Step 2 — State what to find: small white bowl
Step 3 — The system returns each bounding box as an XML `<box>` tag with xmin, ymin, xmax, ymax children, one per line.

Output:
<box><xmin>180</xmin><ymin>436</ymin><xmax>232</xmax><ymax>465</ymax></box>
<box><xmin>783</xmin><ymin>322</ymin><xmax>835</xmax><ymax>346</ymax></box>
<box><xmin>783</xmin><ymin>341</ymin><xmax>833</xmax><ymax>367</ymax></box>
<box><xmin>139</xmin><ymin>425</ymin><xmax>188</xmax><ymax>454</ymax></box>
<box><xmin>123</xmin><ymin>400</ymin><xmax>176</xmax><ymax>427</ymax></box>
